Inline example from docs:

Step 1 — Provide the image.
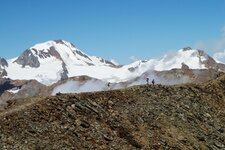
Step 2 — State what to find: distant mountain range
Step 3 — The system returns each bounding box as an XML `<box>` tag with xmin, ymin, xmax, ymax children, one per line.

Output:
<box><xmin>0</xmin><ymin>40</ymin><xmax>225</xmax><ymax>105</ymax></box>
<box><xmin>1</xmin><ymin>40</ymin><xmax>224</xmax><ymax>85</ymax></box>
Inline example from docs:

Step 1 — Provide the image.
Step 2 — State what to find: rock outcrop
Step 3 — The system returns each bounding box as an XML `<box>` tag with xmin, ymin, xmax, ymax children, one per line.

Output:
<box><xmin>0</xmin><ymin>58</ymin><xmax>8</xmax><ymax>77</ymax></box>
<box><xmin>14</xmin><ymin>49</ymin><xmax>40</xmax><ymax>68</ymax></box>
<box><xmin>0</xmin><ymin>58</ymin><xmax>8</xmax><ymax>67</ymax></box>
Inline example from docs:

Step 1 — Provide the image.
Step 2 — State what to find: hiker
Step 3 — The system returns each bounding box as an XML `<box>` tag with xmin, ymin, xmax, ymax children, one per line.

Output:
<box><xmin>107</xmin><ymin>82</ymin><xmax>110</xmax><ymax>88</ymax></box>
<box><xmin>146</xmin><ymin>78</ymin><xmax>149</xmax><ymax>85</ymax></box>
<box><xmin>152</xmin><ymin>79</ymin><xmax>155</xmax><ymax>85</ymax></box>
<box><xmin>56</xmin><ymin>92</ymin><xmax>61</xmax><ymax>96</ymax></box>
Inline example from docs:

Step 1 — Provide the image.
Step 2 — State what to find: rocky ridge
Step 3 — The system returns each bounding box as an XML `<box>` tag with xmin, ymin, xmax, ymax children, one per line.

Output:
<box><xmin>0</xmin><ymin>74</ymin><xmax>224</xmax><ymax>149</ymax></box>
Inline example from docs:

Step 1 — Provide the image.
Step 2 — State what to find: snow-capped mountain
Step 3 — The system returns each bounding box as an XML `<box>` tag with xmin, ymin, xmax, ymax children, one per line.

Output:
<box><xmin>1</xmin><ymin>40</ymin><xmax>225</xmax><ymax>85</ymax></box>
<box><xmin>126</xmin><ymin>47</ymin><xmax>225</xmax><ymax>74</ymax></box>
<box><xmin>5</xmin><ymin>40</ymin><xmax>117</xmax><ymax>85</ymax></box>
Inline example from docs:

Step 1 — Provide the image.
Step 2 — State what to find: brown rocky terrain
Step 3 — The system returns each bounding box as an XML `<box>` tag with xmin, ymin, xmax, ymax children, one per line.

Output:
<box><xmin>0</xmin><ymin>74</ymin><xmax>224</xmax><ymax>149</ymax></box>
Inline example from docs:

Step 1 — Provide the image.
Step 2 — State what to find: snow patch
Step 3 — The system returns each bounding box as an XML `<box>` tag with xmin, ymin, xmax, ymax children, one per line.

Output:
<box><xmin>7</xmin><ymin>88</ymin><xmax>20</xmax><ymax>94</ymax></box>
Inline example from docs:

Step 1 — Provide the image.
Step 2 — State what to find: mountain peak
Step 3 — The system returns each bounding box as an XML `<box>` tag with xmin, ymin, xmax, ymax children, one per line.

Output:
<box><xmin>31</xmin><ymin>39</ymin><xmax>77</xmax><ymax>52</ymax></box>
<box><xmin>53</xmin><ymin>39</ymin><xmax>65</xmax><ymax>44</ymax></box>
<box><xmin>182</xmin><ymin>47</ymin><xmax>192</xmax><ymax>51</ymax></box>
<box><xmin>13</xmin><ymin>40</ymin><xmax>93</xmax><ymax>68</ymax></box>
<box><xmin>7</xmin><ymin>40</ymin><xmax>117</xmax><ymax>84</ymax></box>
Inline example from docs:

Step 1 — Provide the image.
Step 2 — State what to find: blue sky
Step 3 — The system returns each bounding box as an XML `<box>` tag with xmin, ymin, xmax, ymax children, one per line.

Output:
<box><xmin>1</xmin><ymin>0</ymin><xmax>225</xmax><ymax>64</ymax></box>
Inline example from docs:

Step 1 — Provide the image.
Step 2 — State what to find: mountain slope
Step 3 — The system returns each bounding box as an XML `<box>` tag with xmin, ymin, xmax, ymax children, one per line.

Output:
<box><xmin>0</xmin><ymin>74</ymin><xmax>224</xmax><ymax>149</ymax></box>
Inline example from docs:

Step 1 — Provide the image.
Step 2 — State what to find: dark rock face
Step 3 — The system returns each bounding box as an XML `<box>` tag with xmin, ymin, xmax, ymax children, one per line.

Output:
<box><xmin>0</xmin><ymin>69</ymin><xmax>7</xmax><ymax>78</ymax></box>
<box><xmin>105</xmin><ymin>60</ymin><xmax>117</xmax><ymax>67</ymax></box>
<box><xmin>128</xmin><ymin>66</ymin><xmax>138</xmax><ymax>72</ymax></box>
<box><xmin>181</xmin><ymin>62</ymin><xmax>189</xmax><ymax>70</ymax></box>
<box><xmin>183</xmin><ymin>47</ymin><xmax>192</xmax><ymax>51</ymax></box>
<box><xmin>36</xmin><ymin>50</ymin><xmax>51</xmax><ymax>59</ymax></box>
<box><xmin>85</xmin><ymin>62</ymin><xmax>94</xmax><ymax>66</ymax></box>
<box><xmin>29</xmin><ymin>47</ymin><xmax>62</xmax><ymax>60</ymax></box>
<box><xmin>60</xmin><ymin>63</ymin><xmax>68</xmax><ymax>80</ymax></box>
<box><xmin>0</xmin><ymin>58</ymin><xmax>8</xmax><ymax>78</ymax></box>
<box><xmin>75</xmin><ymin>50</ymin><xmax>92</xmax><ymax>61</ymax></box>
<box><xmin>14</xmin><ymin>49</ymin><xmax>40</xmax><ymax>68</ymax></box>
<box><xmin>100</xmin><ymin>58</ymin><xmax>116</xmax><ymax>67</ymax></box>
<box><xmin>54</xmin><ymin>40</ymin><xmax>65</xmax><ymax>44</ymax></box>
<box><xmin>48</xmin><ymin>46</ymin><xmax>62</xmax><ymax>60</ymax></box>
<box><xmin>0</xmin><ymin>58</ymin><xmax>8</xmax><ymax>67</ymax></box>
